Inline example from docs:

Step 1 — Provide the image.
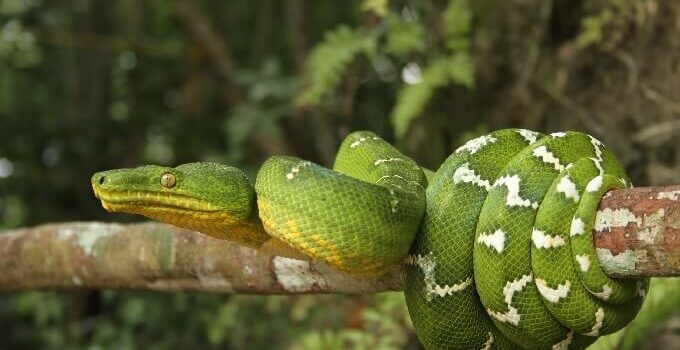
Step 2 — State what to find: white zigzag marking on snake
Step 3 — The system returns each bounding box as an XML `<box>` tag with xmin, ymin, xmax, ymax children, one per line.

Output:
<box><xmin>405</xmin><ymin>254</ymin><xmax>472</xmax><ymax>301</ymax></box>
<box><xmin>584</xmin><ymin>308</ymin><xmax>605</xmax><ymax>336</ymax></box>
<box><xmin>374</xmin><ymin>157</ymin><xmax>407</xmax><ymax>166</ymax></box>
<box><xmin>590</xmin><ymin>157</ymin><xmax>604</xmax><ymax>176</ymax></box>
<box><xmin>376</xmin><ymin>174</ymin><xmax>425</xmax><ymax>189</ymax></box>
<box><xmin>487</xmin><ymin>273</ymin><xmax>533</xmax><ymax>325</ymax></box>
<box><xmin>535</xmin><ymin>278</ymin><xmax>571</xmax><ymax>303</ymax></box>
<box><xmin>589</xmin><ymin>135</ymin><xmax>605</xmax><ymax>176</ymax></box>
<box><xmin>285</xmin><ymin>161</ymin><xmax>312</xmax><ymax>180</ymax></box>
<box><xmin>589</xmin><ymin>135</ymin><xmax>603</xmax><ymax>160</ymax></box>
<box><xmin>350</xmin><ymin>136</ymin><xmax>380</xmax><ymax>148</ymax></box>
<box><xmin>570</xmin><ymin>217</ymin><xmax>584</xmax><ymax>236</ymax></box>
<box><xmin>453</xmin><ymin>163</ymin><xmax>492</xmax><ymax>190</ymax></box>
<box><xmin>591</xmin><ymin>284</ymin><xmax>612</xmax><ymax>301</ymax></box>
<box><xmin>575</xmin><ymin>254</ymin><xmax>591</xmax><ymax>272</ymax></box>
<box><xmin>481</xmin><ymin>333</ymin><xmax>494</xmax><ymax>350</ymax></box>
<box><xmin>552</xmin><ymin>331</ymin><xmax>574</xmax><ymax>350</ymax></box>
<box><xmin>494</xmin><ymin>175</ymin><xmax>539</xmax><ymax>209</ymax></box>
<box><xmin>455</xmin><ymin>135</ymin><xmax>497</xmax><ymax>154</ymax></box>
<box><xmin>532</xmin><ymin>146</ymin><xmax>566</xmax><ymax>172</ymax></box>
<box><xmin>516</xmin><ymin>129</ymin><xmax>539</xmax><ymax>144</ymax></box>
<box><xmin>621</xmin><ymin>177</ymin><xmax>631</xmax><ymax>187</ymax></box>
<box><xmin>556</xmin><ymin>175</ymin><xmax>580</xmax><ymax>202</ymax></box>
<box><xmin>531</xmin><ymin>228</ymin><xmax>565</xmax><ymax>249</ymax></box>
<box><xmin>477</xmin><ymin>229</ymin><xmax>505</xmax><ymax>253</ymax></box>
<box><xmin>388</xmin><ymin>189</ymin><xmax>399</xmax><ymax>213</ymax></box>
<box><xmin>586</xmin><ymin>175</ymin><xmax>603</xmax><ymax>192</ymax></box>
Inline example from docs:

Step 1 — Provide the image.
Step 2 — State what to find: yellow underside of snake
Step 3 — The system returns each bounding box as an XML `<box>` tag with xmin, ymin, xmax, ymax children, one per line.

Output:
<box><xmin>91</xmin><ymin>129</ymin><xmax>648</xmax><ymax>350</ymax></box>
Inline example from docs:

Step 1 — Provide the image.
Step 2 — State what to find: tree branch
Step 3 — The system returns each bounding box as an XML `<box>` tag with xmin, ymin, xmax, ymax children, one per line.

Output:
<box><xmin>1</xmin><ymin>185</ymin><xmax>678</xmax><ymax>293</ymax></box>
<box><xmin>594</xmin><ymin>185</ymin><xmax>680</xmax><ymax>278</ymax></box>
<box><xmin>0</xmin><ymin>222</ymin><xmax>402</xmax><ymax>294</ymax></box>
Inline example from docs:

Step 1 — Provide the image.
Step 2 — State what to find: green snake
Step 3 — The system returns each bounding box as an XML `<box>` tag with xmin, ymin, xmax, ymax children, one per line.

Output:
<box><xmin>92</xmin><ymin>129</ymin><xmax>648</xmax><ymax>349</ymax></box>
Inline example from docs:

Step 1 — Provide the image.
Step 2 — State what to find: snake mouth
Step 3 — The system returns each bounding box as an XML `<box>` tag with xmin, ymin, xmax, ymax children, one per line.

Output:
<box><xmin>92</xmin><ymin>186</ymin><xmax>222</xmax><ymax>215</ymax></box>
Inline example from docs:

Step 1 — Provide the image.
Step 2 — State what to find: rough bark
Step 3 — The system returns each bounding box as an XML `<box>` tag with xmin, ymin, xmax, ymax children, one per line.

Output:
<box><xmin>594</xmin><ymin>185</ymin><xmax>680</xmax><ymax>278</ymax></box>
<box><xmin>0</xmin><ymin>222</ymin><xmax>403</xmax><ymax>294</ymax></box>
<box><xmin>0</xmin><ymin>185</ymin><xmax>678</xmax><ymax>294</ymax></box>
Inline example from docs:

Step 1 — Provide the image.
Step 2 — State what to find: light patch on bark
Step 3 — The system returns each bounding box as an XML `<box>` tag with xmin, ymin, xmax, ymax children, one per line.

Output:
<box><xmin>57</xmin><ymin>222</ymin><xmax>121</xmax><ymax>256</ymax></box>
<box><xmin>638</xmin><ymin>208</ymin><xmax>666</xmax><ymax>245</ymax></box>
<box><xmin>657</xmin><ymin>190</ymin><xmax>680</xmax><ymax>201</ymax></box>
<box><xmin>597</xmin><ymin>248</ymin><xmax>645</xmax><ymax>275</ymax></box>
<box><xmin>594</xmin><ymin>208</ymin><xmax>641</xmax><ymax>232</ymax></box>
<box><xmin>196</xmin><ymin>272</ymin><xmax>235</xmax><ymax>291</ymax></box>
<box><xmin>273</xmin><ymin>256</ymin><xmax>328</xmax><ymax>292</ymax></box>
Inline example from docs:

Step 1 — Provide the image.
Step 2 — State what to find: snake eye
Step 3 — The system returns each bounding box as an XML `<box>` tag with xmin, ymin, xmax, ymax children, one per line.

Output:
<box><xmin>160</xmin><ymin>173</ymin><xmax>176</xmax><ymax>188</ymax></box>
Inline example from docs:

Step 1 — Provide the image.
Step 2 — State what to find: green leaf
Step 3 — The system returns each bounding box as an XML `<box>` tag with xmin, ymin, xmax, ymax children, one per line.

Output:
<box><xmin>442</xmin><ymin>0</ymin><xmax>472</xmax><ymax>52</ymax></box>
<box><xmin>296</xmin><ymin>26</ymin><xmax>377</xmax><ymax>107</ymax></box>
<box><xmin>391</xmin><ymin>54</ymin><xmax>474</xmax><ymax>138</ymax></box>
<box><xmin>361</xmin><ymin>0</ymin><xmax>389</xmax><ymax>17</ymax></box>
<box><xmin>448</xmin><ymin>52</ymin><xmax>474</xmax><ymax>88</ymax></box>
<box><xmin>391</xmin><ymin>58</ymin><xmax>450</xmax><ymax>138</ymax></box>
<box><xmin>385</xmin><ymin>16</ymin><xmax>426</xmax><ymax>56</ymax></box>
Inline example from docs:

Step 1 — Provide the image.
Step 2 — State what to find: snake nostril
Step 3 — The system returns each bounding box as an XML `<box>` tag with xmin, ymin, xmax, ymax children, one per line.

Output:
<box><xmin>99</xmin><ymin>175</ymin><xmax>106</xmax><ymax>185</ymax></box>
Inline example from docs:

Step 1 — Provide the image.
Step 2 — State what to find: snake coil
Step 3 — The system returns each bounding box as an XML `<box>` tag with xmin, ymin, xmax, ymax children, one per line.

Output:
<box><xmin>93</xmin><ymin>128</ymin><xmax>648</xmax><ymax>350</ymax></box>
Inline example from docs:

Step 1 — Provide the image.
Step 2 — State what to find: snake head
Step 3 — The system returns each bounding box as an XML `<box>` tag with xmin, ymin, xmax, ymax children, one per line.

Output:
<box><xmin>91</xmin><ymin>163</ymin><xmax>264</xmax><ymax>242</ymax></box>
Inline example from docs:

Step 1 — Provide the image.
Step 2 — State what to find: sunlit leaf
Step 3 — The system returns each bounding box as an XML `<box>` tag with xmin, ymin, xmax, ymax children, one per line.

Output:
<box><xmin>296</xmin><ymin>26</ymin><xmax>377</xmax><ymax>107</ymax></box>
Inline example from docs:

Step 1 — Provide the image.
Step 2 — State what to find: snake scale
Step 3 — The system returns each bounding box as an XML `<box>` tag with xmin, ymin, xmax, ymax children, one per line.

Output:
<box><xmin>92</xmin><ymin>129</ymin><xmax>648</xmax><ymax>349</ymax></box>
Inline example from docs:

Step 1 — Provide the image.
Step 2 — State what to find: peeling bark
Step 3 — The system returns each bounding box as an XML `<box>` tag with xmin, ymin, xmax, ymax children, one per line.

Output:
<box><xmin>0</xmin><ymin>185</ymin><xmax>678</xmax><ymax>293</ymax></box>
<box><xmin>594</xmin><ymin>185</ymin><xmax>680</xmax><ymax>278</ymax></box>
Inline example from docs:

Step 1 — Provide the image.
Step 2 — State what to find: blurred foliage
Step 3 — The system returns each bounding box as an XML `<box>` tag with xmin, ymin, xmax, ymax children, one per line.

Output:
<box><xmin>4</xmin><ymin>291</ymin><xmax>413</xmax><ymax>350</ymax></box>
<box><xmin>296</xmin><ymin>25</ymin><xmax>377</xmax><ymax>107</ymax></box>
<box><xmin>1</xmin><ymin>0</ymin><xmax>679</xmax><ymax>348</ymax></box>
<box><xmin>298</xmin><ymin>0</ymin><xmax>474</xmax><ymax>138</ymax></box>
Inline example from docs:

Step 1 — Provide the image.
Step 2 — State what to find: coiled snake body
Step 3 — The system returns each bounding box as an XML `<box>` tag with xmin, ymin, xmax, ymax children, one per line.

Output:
<box><xmin>92</xmin><ymin>129</ymin><xmax>648</xmax><ymax>349</ymax></box>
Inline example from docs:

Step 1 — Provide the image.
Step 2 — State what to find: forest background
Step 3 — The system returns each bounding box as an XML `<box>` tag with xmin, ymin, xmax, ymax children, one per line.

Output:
<box><xmin>1</xmin><ymin>0</ymin><xmax>679</xmax><ymax>349</ymax></box>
